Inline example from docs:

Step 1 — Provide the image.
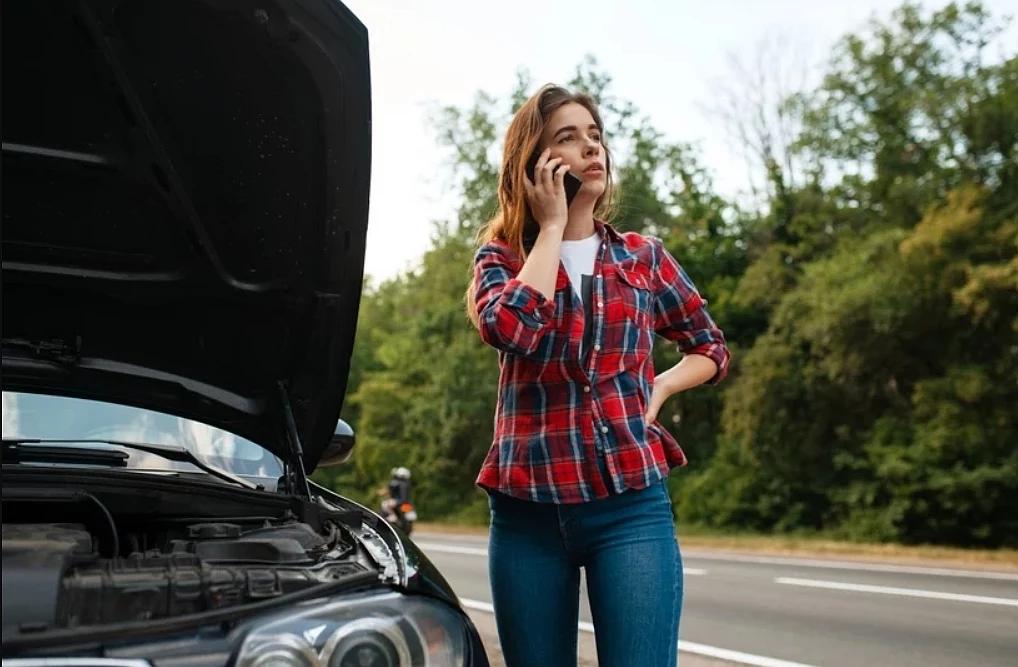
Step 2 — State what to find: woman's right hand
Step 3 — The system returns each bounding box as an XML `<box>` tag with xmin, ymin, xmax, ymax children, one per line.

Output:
<box><xmin>523</xmin><ymin>148</ymin><xmax>569</xmax><ymax>231</ymax></box>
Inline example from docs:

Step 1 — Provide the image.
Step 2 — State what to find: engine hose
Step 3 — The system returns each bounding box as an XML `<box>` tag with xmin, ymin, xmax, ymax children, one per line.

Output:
<box><xmin>72</xmin><ymin>491</ymin><xmax>120</xmax><ymax>558</ymax></box>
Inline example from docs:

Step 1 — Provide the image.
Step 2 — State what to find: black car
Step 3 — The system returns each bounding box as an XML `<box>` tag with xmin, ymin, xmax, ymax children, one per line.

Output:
<box><xmin>1</xmin><ymin>0</ymin><xmax>490</xmax><ymax>665</ymax></box>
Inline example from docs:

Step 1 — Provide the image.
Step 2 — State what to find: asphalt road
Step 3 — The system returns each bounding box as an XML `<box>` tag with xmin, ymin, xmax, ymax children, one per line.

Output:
<box><xmin>412</xmin><ymin>531</ymin><xmax>1018</xmax><ymax>667</ymax></box>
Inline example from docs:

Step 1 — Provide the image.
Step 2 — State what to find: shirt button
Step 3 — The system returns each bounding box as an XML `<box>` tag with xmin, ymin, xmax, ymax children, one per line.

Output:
<box><xmin>594</xmin><ymin>344</ymin><xmax>601</xmax><ymax>352</ymax></box>
<box><xmin>601</xmin><ymin>426</ymin><xmax>609</xmax><ymax>434</ymax></box>
<box><xmin>583</xmin><ymin>385</ymin><xmax>591</xmax><ymax>393</ymax></box>
<box><xmin>597</xmin><ymin>301</ymin><xmax>604</xmax><ymax>308</ymax></box>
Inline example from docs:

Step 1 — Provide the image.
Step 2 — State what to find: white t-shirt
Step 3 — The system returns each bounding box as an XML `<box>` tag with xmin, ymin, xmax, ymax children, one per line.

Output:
<box><xmin>560</xmin><ymin>233</ymin><xmax>601</xmax><ymax>359</ymax></box>
<box><xmin>560</xmin><ymin>233</ymin><xmax>600</xmax><ymax>301</ymax></box>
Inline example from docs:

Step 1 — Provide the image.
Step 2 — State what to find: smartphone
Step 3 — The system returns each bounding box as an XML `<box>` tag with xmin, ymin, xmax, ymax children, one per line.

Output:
<box><xmin>526</xmin><ymin>153</ymin><xmax>583</xmax><ymax>207</ymax></box>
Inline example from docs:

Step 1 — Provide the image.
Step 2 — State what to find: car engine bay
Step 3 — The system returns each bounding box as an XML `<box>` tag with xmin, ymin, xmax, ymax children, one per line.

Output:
<box><xmin>1</xmin><ymin>474</ymin><xmax>391</xmax><ymax>636</ymax></box>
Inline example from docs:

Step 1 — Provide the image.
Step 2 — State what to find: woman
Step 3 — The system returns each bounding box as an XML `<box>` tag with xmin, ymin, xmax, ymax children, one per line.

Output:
<box><xmin>467</xmin><ymin>84</ymin><xmax>730</xmax><ymax>667</ymax></box>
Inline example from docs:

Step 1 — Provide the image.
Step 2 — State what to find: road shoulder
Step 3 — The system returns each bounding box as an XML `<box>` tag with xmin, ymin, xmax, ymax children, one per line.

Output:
<box><xmin>417</xmin><ymin>523</ymin><xmax>1018</xmax><ymax>571</ymax></box>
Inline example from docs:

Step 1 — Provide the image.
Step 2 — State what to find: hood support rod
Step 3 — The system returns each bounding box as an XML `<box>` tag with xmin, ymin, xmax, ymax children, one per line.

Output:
<box><xmin>278</xmin><ymin>382</ymin><xmax>312</xmax><ymax>499</ymax></box>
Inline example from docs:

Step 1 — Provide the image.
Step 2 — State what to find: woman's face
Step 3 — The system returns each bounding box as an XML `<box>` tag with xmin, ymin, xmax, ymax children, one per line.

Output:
<box><xmin>539</xmin><ymin>102</ymin><xmax>606</xmax><ymax>199</ymax></box>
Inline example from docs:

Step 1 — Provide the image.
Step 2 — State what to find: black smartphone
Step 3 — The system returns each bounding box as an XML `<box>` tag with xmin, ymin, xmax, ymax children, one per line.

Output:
<box><xmin>526</xmin><ymin>153</ymin><xmax>583</xmax><ymax>207</ymax></box>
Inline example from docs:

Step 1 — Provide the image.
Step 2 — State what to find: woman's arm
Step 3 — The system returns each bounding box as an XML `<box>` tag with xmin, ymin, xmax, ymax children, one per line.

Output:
<box><xmin>473</xmin><ymin>244</ymin><xmax>558</xmax><ymax>356</ymax></box>
<box><xmin>471</xmin><ymin>150</ymin><xmax>572</xmax><ymax>355</ymax></box>
<box><xmin>516</xmin><ymin>149</ymin><xmax>569</xmax><ymax>300</ymax></box>
<box><xmin>644</xmin><ymin>354</ymin><xmax>720</xmax><ymax>424</ymax></box>
<box><xmin>515</xmin><ymin>225</ymin><xmax>565</xmax><ymax>300</ymax></box>
<box><xmin>643</xmin><ymin>237</ymin><xmax>731</xmax><ymax>423</ymax></box>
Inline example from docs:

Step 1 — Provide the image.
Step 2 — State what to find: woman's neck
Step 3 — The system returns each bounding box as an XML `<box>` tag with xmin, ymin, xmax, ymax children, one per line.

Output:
<box><xmin>563</xmin><ymin>203</ymin><xmax>597</xmax><ymax>240</ymax></box>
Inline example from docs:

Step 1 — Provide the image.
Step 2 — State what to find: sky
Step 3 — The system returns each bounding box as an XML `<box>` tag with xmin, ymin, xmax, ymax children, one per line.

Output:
<box><xmin>339</xmin><ymin>0</ymin><xmax>1017</xmax><ymax>282</ymax></box>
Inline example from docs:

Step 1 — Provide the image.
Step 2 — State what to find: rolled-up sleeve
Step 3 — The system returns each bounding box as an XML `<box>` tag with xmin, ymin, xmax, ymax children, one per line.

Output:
<box><xmin>649</xmin><ymin>238</ymin><xmax>730</xmax><ymax>385</ymax></box>
<box><xmin>473</xmin><ymin>243</ymin><xmax>556</xmax><ymax>356</ymax></box>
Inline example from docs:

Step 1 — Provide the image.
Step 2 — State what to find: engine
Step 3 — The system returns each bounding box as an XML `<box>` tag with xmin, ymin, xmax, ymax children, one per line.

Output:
<box><xmin>2</xmin><ymin>514</ymin><xmax>371</xmax><ymax>635</ymax></box>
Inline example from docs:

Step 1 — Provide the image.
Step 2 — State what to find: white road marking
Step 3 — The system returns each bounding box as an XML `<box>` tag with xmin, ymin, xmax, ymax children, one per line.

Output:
<box><xmin>461</xmin><ymin>598</ymin><xmax>497</xmax><ymax>613</ymax></box>
<box><xmin>416</xmin><ymin>542</ymin><xmax>488</xmax><ymax>557</ymax></box>
<box><xmin>681</xmin><ymin>551</ymin><xmax>1018</xmax><ymax>580</ymax></box>
<box><xmin>460</xmin><ymin>598</ymin><xmax>820</xmax><ymax>667</ymax></box>
<box><xmin>416</xmin><ymin>542</ymin><xmax>705</xmax><ymax>575</ymax></box>
<box><xmin>774</xmin><ymin>577</ymin><xmax>1018</xmax><ymax>607</ymax></box>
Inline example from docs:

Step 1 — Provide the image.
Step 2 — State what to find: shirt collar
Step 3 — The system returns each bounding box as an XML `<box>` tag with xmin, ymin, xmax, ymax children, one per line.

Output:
<box><xmin>594</xmin><ymin>219</ymin><xmax>625</xmax><ymax>245</ymax></box>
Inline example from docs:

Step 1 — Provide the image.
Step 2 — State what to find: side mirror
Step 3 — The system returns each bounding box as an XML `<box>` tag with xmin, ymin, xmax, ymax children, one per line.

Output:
<box><xmin>318</xmin><ymin>418</ymin><xmax>355</xmax><ymax>467</ymax></box>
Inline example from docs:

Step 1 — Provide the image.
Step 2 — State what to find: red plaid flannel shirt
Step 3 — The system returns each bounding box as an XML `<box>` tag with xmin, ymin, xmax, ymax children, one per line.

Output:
<box><xmin>472</xmin><ymin>221</ymin><xmax>731</xmax><ymax>504</ymax></box>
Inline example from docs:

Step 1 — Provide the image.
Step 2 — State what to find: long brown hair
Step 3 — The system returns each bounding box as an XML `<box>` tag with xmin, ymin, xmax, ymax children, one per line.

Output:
<box><xmin>465</xmin><ymin>84</ymin><xmax>616</xmax><ymax>327</ymax></box>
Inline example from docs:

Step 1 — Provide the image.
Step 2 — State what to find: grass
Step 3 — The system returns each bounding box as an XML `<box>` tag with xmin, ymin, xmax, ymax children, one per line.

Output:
<box><xmin>415</xmin><ymin>521</ymin><xmax>1018</xmax><ymax>570</ymax></box>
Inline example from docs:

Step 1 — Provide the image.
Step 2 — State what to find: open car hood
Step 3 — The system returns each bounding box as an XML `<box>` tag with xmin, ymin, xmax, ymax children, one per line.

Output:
<box><xmin>1</xmin><ymin>0</ymin><xmax>371</xmax><ymax>474</ymax></box>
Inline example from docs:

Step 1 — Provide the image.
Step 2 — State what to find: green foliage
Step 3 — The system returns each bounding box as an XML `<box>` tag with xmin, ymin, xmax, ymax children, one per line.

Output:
<box><xmin>315</xmin><ymin>2</ymin><xmax>1018</xmax><ymax>548</ymax></box>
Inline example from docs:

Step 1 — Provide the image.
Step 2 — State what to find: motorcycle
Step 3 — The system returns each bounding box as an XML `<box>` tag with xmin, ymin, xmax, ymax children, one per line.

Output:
<box><xmin>380</xmin><ymin>498</ymin><xmax>417</xmax><ymax>535</ymax></box>
<box><xmin>393</xmin><ymin>501</ymin><xmax>417</xmax><ymax>535</ymax></box>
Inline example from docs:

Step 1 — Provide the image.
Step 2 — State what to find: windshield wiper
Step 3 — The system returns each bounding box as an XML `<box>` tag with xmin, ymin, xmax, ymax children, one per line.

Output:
<box><xmin>3</xmin><ymin>336</ymin><xmax>82</xmax><ymax>365</ymax></box>
<box><xmin>2</xmin><ymin>442</ymin><xmax>130</xmax><ymax>467</ymax></box>
<box><xmin>2</xmin><ymin>438</ymin><xmax>262</xmax><ymax>490</ymax></box>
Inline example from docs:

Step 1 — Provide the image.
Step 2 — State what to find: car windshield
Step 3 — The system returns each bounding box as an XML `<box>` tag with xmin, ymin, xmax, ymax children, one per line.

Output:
<box><xmin>1</xmin><ymin>390</ymin><xmax>283</xmax><ymax>485</ymax></box>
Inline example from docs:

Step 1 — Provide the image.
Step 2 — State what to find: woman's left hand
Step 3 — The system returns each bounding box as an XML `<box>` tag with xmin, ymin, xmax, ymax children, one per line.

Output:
<box><xmin>644</xmin><ymin>354</ymin><xmax>720</xmax><ymax>425</ymax></box>
<box><xmin>644</xmin><ymin>382</ymin><xmax>669</xmax><ymax>426</ymax></box>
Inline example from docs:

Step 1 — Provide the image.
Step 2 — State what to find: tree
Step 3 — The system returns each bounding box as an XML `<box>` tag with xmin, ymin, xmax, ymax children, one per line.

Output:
<box><xmin>710</xmin><ymin>2</ymin><xmax>1017</xmax><ymax>545</ymax></box>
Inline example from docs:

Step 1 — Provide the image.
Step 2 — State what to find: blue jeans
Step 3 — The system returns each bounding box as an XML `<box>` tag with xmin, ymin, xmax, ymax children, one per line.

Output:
<box><xmin>487</xmin><ymin>480</ymin><xmax>682</xmax><ymax>667</ymax></box>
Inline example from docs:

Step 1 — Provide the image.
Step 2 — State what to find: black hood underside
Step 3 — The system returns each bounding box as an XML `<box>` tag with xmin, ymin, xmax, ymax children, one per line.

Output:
<box><xmin>1</xmin><ymin>0</ymin><xmax>372</xmax><ymax>472</ymax></box>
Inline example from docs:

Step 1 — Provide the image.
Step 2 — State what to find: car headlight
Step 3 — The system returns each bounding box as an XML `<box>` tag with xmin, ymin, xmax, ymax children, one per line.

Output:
<box><xmin>235</xmin><ymin>591</ymin><xmax>469</xmax><ymax>667</ymax></box>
